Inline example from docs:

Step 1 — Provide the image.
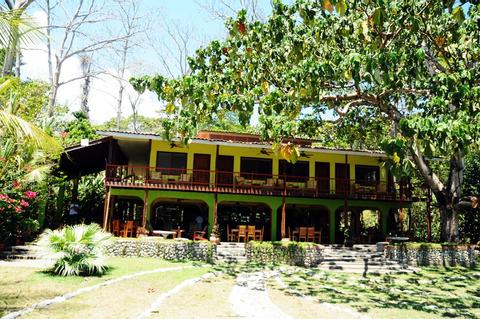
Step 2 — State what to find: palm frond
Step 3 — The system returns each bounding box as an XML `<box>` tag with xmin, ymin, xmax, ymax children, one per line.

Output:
<box><xmin>0</xmin><ymin>7</ymin><xmax>44</xmax><ymax>48</ymax></box>
<box><xmin>0</xmin><ymin>110</ymin><xmax>61</xmax><ymax>155</ymax></box>
<box><xmin>36</xmin><ymin>224</ymin><xmax>112</xmax><ymax>276</ymax></box>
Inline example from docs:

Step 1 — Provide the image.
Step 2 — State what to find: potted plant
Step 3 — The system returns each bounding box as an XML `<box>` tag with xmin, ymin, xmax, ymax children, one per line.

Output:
<box><xmin>209</xmin><ymin>224</ymin><xmax>220</xmax><ymax>244</ymax></box>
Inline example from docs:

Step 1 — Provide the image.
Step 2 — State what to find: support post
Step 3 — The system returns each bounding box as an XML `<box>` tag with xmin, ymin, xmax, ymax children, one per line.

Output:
<box><xmin>142</xmin><ymin>189</ymin><xmax>149</xmax><ymax>228</ymax></box>
<box><xmin>103</xmin><ymin>186</ymin><xmax>111</xmax><ymax>230</ymax></box>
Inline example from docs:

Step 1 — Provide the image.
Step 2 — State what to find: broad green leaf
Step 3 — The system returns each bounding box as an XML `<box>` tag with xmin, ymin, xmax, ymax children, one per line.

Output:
<box><xmin>335</xmin><ymin>0</ymin><xmax>347</xmax><ymax>16</ymax></box>
<box><xmin>165</xmin><ymin>102</ymin><xmax>175</xmax><ymax>114</ymax></box>
<box><xmin>452</xmin><ymin>6</ymin><xmax>465</xmax><ymax>24</ymax></box>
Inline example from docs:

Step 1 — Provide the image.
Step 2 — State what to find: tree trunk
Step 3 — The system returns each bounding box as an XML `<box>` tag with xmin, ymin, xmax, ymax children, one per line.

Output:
<box><xmin>439</xmin><ymin>204</ymin><xmax>459</xmax><ymax>242</ymax></box>
<box><xmin>48</xmin><ymin>58</ymin><xmax>61</xmax><ymax>117</ymax></box>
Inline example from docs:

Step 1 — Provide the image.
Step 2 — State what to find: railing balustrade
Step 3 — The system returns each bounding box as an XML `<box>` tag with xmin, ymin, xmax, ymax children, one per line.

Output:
<box><xmin>105</xmin><ymin>164</ymin><xmax>416</xmax><ymax>201</ymax></box>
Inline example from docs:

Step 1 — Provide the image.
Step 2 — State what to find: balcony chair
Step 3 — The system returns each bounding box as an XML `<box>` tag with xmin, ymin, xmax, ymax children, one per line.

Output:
<box><xmin>150</xmin><ymin>171</ymin><xmax>162</xmax><ymax>183</ymax></box>
<box><xmin>298</xmin><ymin>227</ymin><xmax>307</xmax><ymax>241</ymax></box>
<box><xmin>247</xmin><ymin>225</ymin><xmax>256</xmax><ymax>242</ymax></box>
<box><xmin>112</xmin><ymin>219</ymin><xmax>121</xmax><ymax>236</ymax></box>
<box><xmin>121</xmin><ymin>220</ymin><xmax>134</xmax><ymax>238</ymax></box>
<box><xmin>237</xmin><ymin>225</ymin><xmax>247</xmax><ymax>242</ymax></box>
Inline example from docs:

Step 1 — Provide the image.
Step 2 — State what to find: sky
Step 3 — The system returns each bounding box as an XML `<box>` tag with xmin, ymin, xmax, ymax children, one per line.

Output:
<box><xmin>21</xmin><ymin>0</ymin><xmax>273</xmax><ymax>125</ymax></box>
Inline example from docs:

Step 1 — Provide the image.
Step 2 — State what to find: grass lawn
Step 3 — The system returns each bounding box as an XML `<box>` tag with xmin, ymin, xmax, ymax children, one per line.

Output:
<box><xmin>0</xmin><ymin>257</ymin><xmax>205</xmax><ymax>317</ymax></box>
<box><xmin>276</xmin><ymin>266</ymin><xmax>480</xmax><ymax>319</ymax></box>
<box><xmin>21</xmin><ymin>267</ymin><xmax>210</xmax><ymax>319</ymax></box>
<box><xmin>150</xmin><ymin>275</ymin><xmax>237</xmax><ymax>319</ymax></box>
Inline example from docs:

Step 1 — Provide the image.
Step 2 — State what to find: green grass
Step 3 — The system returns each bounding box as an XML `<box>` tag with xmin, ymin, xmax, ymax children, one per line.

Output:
<box><xmin>0</xmin><ymin>257</ymin><xmax>204</xmax><ymax>317</ymax></box>
<box><xmin>277</xmin><ymin>266</ymin><xmax>480</xmax><ymax>319</ymax></box>
<box><xmin>20</xmin><ymin>266</ymin><xmax>210</xmax><ymax>319</ymax></box>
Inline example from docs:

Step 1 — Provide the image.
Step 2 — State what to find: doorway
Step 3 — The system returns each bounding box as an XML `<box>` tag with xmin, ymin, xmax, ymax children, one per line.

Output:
<box><xmin>193</xmin><ymin>154</ymin><xmax>211</xmax><ymax>185</ymax></box>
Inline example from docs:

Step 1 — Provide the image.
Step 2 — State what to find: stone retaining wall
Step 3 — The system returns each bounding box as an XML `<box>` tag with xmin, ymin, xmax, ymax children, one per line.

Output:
<box><xmin>245</xmin><ymin>242</ymin><xmax>322</xmax><ymax>267</ymax></box>
<box><xmin>104</xmin><ymin>238</ymin><xmax>216</xmax><ymax>263</ymax></box>
<box><xmin>386</xmin><ymin>244</ymin><xmax>479</xmax><ymax>267</ymax></box>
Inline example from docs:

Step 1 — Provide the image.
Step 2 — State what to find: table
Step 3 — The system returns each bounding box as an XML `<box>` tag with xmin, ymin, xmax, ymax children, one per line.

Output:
<box><xmin>151</xmin><ymin>230</ymin><xmax>176</xmax><ymax>239</ymax></box>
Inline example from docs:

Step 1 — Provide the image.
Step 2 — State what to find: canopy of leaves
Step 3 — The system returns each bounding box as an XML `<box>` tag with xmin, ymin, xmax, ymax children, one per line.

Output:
<box><xmin>62</xmin><ymin>111</ymin><xmax>99</xmax><ymax>146</ymax></box>
<box><xmin>132</xmin><ymin>0</ymin><xmax>479</xmax><ymax>168</ymax></box>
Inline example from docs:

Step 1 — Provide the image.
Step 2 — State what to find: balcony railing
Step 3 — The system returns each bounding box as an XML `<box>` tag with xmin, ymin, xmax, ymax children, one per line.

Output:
<box><xmin>105</xmin><ymin>164</ymin><xmax>416</xmax><ymax>201</ymax></box>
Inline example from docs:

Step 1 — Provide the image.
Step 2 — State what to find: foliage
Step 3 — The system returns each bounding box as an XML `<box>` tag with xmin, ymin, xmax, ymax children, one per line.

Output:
<box><xmin>62</xmin><ymin>111</ymin><xmax>99</xmax><ymax>146</ymax></box>
<box><xmin>98</xmin><ymin>114</ymin><xmax>165</xmax><ymax>133</ymax></box>
<box><xmin>133</xmin><ymin>0</ymin><xmax>480</xmax><ymax>242</ymax></box>
<box><xmin>0</xmin><ymin>158</ymin><xmax>40</xmax><ymax>243</ymax></box>
<box><xmin>37</xmin><ymin>223</ymin><xmax>112</xmax><ymax>276</ymax></box>
<box><xmin>246</xmin><ymin>241</ymin><xmax>320</xmax><ymax>266</ymax></box>
<box><xmin>459</xmin><ymin>152</ymin><xmax>480</xmax><ymax>244</ymax></box>
<box><xmin>76</xmin><ymin>173</ymin><xmax>105</xmax><ymax>224</ymax></box>
<box><xmin>0</xmin><ymin>76</ymin><xmax>49</xmax><ymax>122</ymax></box>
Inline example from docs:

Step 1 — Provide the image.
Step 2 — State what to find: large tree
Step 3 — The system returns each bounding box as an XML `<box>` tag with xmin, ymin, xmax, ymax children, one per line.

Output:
<box><xmin>132</xmin><ymin>0</ymin><xmax>480</xmax><ymax>242</ymax></box>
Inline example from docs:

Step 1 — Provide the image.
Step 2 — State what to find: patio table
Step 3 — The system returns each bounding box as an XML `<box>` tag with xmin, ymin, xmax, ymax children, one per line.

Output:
<box><xmin>151</xmin><ymin>230</ymin><xmax>176</xmax><ymax>239</ymax></box>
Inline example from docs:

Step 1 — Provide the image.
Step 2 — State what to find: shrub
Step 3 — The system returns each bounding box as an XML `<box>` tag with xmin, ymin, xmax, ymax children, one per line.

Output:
<box><xmin>37</xmin><ymin>223</ymin><xmax>112</xmax><ymax>276</ymax></box>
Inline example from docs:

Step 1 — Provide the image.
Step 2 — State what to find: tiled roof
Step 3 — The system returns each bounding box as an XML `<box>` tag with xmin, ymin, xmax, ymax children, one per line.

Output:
<box><xmin>96</xmin><ymin>129</ymin><xmax>385</xmax><ymax>155</ymax></box>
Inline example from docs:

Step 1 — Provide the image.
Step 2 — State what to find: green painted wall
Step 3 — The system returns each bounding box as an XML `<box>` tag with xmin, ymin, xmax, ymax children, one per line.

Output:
<box><xmin>109</xmin><ymin>187</ymin><xmax>411</xmax><ymax>242</ymax></box>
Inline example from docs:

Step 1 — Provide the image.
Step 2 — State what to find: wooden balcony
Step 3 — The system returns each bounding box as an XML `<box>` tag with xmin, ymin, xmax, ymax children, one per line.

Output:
<box><xmin>105</xmin><ymin>165</ymin><xmax>418</xmax><ymax>202</ymax></box>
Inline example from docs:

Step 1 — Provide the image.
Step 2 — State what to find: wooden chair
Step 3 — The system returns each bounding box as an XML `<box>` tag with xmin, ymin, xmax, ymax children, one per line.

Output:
<box><xmin>298</xmin><ymin>227</ymin><xmax>307</xmax><ymax>241</ymax></box>
<box><xmin>121</xmin><ymin>220</ymin><xmax>134</xmax><ymax>238</ymax></box>
<box><xmin>255</xmin><ymin>226</ymin><xmax>264</xmax><ymax>241</ymax></box>
<box><xmin>315</xmin><ymin>228</ymin><xmax>322</xmax><ymax>243</ymax></box>
<box><xmin>307</xmin><ymin>227</ymin><xmax>315</xmax><ymax>242</ymax></box>
<box><xmin>227</xmin><ymin>225</ymin><xmax>237</xmax><ymax>242</ymax></box>
<box><xmin>112</xmin><ymin>219</ymin><xmax>121</xmax><ymax>236</ymax></box>
<box><xmin>247</xmin><ymin>225</ymin><xmax>256</xmax><ymax>242</ymax></box>
<box><xmin>193</xmin><ymin>225</ymin><xmax>208</xmax><ymax>241</ymax></box>
<box><xmin>238</xmin><ymin>225</ymin><xmax>247</xmax><ymax>242</ymax></box>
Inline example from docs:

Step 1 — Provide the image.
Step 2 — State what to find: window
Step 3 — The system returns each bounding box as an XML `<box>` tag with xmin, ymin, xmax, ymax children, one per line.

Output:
<box><xmin>279</xmin><ymin>160</ymin><xmax>309</xmax><ymax>182</ymax></box>
<box><xmin>156</xmin><ymin>152</ymin><xmax>187</xmax><ymax>175</ymax></box>
<box><xmin>240</xmin><ymin>157</ymin><xmax>272</xmax><ymax>178</ymax></box>
<box><xmin>355</xmin><ymin>165</ymin><xmax>380</xmax><ymax>185</ymax></box>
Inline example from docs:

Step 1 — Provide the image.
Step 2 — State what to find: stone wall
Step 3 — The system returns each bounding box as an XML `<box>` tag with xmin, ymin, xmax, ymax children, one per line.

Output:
<box><xmin>245</xmin><ymin>242</ymin><xmax>322</xmax><ymax>267</ymax></box>
<box><xmin>386</xmin><ymin>244</ymin><xmax>479</xmax><ymax>267</ymax></box>
<box><xmin>105</xmin><ymin>238</ymin><xmax>216</xmax><ymax>263</ymax></box>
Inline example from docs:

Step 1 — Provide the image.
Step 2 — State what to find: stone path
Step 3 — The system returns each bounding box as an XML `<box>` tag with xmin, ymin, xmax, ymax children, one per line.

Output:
<box><xmin>0</xmin><ymin>266</ymin><xmax>196</xmax><ymax>319</ymax></box>
<box><xmin>229</xmin><ymin>271</ymin><xmax>294</xmax><ymax>319</ymax></box>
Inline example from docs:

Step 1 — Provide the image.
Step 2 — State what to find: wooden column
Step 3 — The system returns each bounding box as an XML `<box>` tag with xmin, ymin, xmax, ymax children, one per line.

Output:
<box><xmin>281</xmin><ymin>177</ymin><xmax>286</xmax><ymax>238</ymax></box>
<box><xmin>142</xmin><ymin>189</ymin><xmax>149</xmax><ymax>228</ymax></box>
<box><xmin>213</xmin><ymin>193</ymin><xmax>218</xmax><ymax>225</ymax></box>
<box><xmin>103</xmin><ymin>186</ymin><xmax>111</xmax><ymax>230</ymax></box>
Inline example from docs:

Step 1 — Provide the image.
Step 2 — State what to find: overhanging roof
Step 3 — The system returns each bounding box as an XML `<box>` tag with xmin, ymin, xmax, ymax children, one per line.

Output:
<box><xmin>59</xmin><ymin>136</ymin><xmax>113</xmax><ymax>177</ymax></box>
<box><xmin>96</xmin><ymin>129</ymin><xmax>386</xmax><ymax>158</ymax></box>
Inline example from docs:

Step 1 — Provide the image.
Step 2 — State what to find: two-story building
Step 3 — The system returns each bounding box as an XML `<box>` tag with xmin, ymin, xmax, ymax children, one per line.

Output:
<box><xmin>69</xmin><ymin>129</ymin><xmax>416</xmax><ymax>244</ymax></box>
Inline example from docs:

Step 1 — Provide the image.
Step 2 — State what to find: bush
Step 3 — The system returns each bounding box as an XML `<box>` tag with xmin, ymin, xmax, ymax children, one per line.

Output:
<box><xmin>37</xmin><ymin>223</ymin><xmax>112</xmax><ymax>276</ymax></box>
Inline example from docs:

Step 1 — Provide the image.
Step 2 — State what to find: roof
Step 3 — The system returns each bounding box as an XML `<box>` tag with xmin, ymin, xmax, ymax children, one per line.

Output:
<box><xmin>59</xmin><ymin>136</ymin><xmax>113</xmax><ymax>177</ymax></box>
<box><xmin>96</xmin><ymin>129</ymin><xmax>386</xmax><ymax>157</ymax></box>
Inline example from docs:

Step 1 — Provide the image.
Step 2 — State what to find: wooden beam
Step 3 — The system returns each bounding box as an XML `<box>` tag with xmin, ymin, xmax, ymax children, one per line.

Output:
<box><xmin>103</xmin><ymin>186</ymin><xmax>111</xmax><ymax>230</ymax></box>
<box><xmin>142</xmin><ymin>189</ymin><xmax>149</xmax><ymax>228</ymax></box>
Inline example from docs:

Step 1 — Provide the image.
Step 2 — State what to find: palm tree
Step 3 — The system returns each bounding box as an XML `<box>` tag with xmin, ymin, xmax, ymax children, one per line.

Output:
<box><xmin>1</xmin><ymin>1</ymin><xmax>40</xmax><ymax>76</ymax></box>
<box><xmin>0</xmin><ymin>78</ymin><xmax>61</xmax><ymax>156</ymax></box>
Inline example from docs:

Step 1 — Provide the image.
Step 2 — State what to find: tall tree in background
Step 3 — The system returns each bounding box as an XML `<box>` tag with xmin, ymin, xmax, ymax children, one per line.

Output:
<box><xmin>133</xmin><ymin>1</ymin><xmax>480</xmax><ymax>242</ymax></box>
<box><xmin>79</xmin><ymin>54</ymin><xmax>92</xmax><ymax>117</ymax></box>
<box><xmin>109</xmin><ymin>0</ymin><xmax>148</xmax><ymax>129</ymax></box>
<box><xmin>38</xmin><ymin>0</ymin><xmax>127</xmax><ymax>117</ymax></box>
